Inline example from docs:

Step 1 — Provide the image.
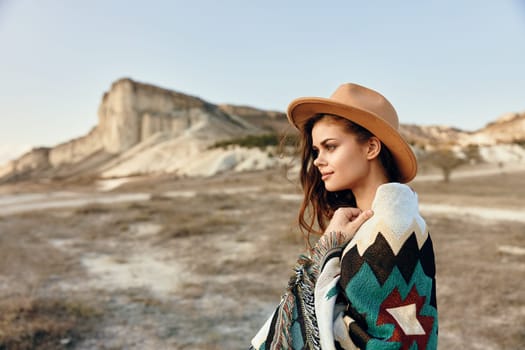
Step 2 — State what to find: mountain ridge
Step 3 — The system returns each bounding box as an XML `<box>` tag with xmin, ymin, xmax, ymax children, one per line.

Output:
<box><xmin>1</xmin><ymin>78</ymin><xmax>524</xmax><ymax>183</ymax></box>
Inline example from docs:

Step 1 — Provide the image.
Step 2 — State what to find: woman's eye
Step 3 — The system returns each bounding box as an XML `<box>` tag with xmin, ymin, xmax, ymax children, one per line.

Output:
<box><xmin>326</xmin><ymin>144</ymin><xmax>336</xmax><ymax>151</ymax></box>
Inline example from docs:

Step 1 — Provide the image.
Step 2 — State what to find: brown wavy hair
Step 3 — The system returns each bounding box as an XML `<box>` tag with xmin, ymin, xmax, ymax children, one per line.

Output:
<box><xmin>298</xmin><ymin>114</ymin><xmax>401</xmax><ymax>243</ymax></box>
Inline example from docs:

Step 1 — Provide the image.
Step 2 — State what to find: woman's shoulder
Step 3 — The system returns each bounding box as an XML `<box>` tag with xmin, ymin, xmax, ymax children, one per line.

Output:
<box><xmin>372</xmin><ymin>182</ymin><xmax>420</xmax><ymax>216</ymax></box>
<box><xmin>344</xmin><ymin>182</ymin><xmax>428</xmax><ymax>256</ymax></box>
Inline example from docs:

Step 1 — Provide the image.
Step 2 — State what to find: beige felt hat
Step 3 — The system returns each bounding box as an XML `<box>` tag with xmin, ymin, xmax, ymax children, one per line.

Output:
<box><xmin>287</xmin><ymin>83</ymin><xmax>417</xmax><ymax>183</ymax></box>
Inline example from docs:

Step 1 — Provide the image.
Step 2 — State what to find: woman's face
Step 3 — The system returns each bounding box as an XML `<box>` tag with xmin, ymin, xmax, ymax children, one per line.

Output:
<box><xmin>311</xmin><ymin>117</ymin><xmax>370</xmax><ymax>192</ymax></box>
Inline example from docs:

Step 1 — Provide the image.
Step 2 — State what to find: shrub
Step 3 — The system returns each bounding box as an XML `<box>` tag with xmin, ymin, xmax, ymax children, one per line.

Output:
<box><xmin>209</xmin><ymin>133</ymin><xmax>299</xmax><ymax>150</ymax></box>
<box><xmin>512</xmin><ymin>139</ymin><xmax>525</xmax><ymax>147</ymax></box>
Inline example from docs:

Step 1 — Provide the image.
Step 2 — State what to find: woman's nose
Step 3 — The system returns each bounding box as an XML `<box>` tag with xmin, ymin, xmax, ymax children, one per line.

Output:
<box><xmin>313</xmin><ymin>154</ymin><xmax>325</xmax><ymax>167</ymax></box>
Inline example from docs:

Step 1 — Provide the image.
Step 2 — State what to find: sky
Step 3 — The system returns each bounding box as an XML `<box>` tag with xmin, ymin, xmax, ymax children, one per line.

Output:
<box><xmin>1</xmin><ymin>0</ymin><xmax>524</xmax><ymax>163</ymax></box>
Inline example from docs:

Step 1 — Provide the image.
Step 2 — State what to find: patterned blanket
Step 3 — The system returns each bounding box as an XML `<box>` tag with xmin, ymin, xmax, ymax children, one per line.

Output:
<box><xmin>250</xmin><ymin>183</ymin><xmax>438</xmax><ymax>349</ymax></box>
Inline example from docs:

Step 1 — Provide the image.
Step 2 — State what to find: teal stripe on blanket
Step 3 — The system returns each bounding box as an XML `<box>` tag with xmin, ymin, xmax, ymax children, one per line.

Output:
<box><xmin>326</xmin><ymin>285</ymin><xmax>339</xmax><ymax>300</ymax></box>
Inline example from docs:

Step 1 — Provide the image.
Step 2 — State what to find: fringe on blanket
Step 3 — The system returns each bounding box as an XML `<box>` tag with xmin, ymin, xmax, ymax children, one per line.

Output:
<box><xmin>259</xmin><ymin>231</ymin><xmax>348</xmax><ymax>350</ymax></box>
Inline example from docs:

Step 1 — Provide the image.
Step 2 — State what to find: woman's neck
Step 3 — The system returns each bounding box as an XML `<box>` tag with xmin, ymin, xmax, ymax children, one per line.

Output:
<box><xmin>353</xmin><ymin>171</ymin><xmax>389</xmax><ymax>211</ymax></box>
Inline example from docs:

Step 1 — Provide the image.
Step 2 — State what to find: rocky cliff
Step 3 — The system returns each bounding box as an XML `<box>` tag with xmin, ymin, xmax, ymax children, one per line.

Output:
<box><xmin>0</xmin><ymin>78</ymin><xmax>269</xmax><ymax>182</ymax></box>
<box><xmin>467</xmin><ymin>112</ymin><xmax>525</xmax><ymax>145</ymax></box>
<box><xmin>400</xmin><ymin>124</ymin><xmax>468</xmax><ymax>148</ymax></box>
<box><xmin>97</xmin><ymin>79</ymin><xmax>254</xmax><ymax>153</ymax></box>
<box><xmin>0</xmin><ymin>147</ymin><xmax>50</xmax><ymax>181</ymax></box>
<box><xmin>400</xmin><ymin>112</ymin><xmax>525</xmax><ymax>148</ymax></box>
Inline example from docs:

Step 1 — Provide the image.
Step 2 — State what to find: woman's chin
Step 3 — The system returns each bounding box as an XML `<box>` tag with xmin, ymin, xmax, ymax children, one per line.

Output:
<box><xmin>324</xmin><ymin>182</ymin><xmax>342</xmax><ymax>192</ymax></box>
<box><xmin>324</xmin><ymin>180</ymin><xmax>353</xmax><ymax>193</ymax></box>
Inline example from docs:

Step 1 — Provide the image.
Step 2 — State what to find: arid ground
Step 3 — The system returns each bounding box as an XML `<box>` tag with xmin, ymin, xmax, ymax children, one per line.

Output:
<box><xmin>0</xmin><ymin>166</ymin><xmax>524</xmax><ymax>349</ymax></box>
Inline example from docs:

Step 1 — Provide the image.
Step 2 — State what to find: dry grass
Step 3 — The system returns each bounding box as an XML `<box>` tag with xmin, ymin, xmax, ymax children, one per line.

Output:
<box><xmin>0</xmin><ymin>296</ymin><xmax>100</xmax><ymax>349</ymax></box>
<box><xmin>427</xmin><ymin>214</ymin><xmax>525</xmax><ymax>349</ymax></box>
<box><xmin>412</xmin><ymin>170</ymin><xmax>525</xmax><ymax>208</ymax></box>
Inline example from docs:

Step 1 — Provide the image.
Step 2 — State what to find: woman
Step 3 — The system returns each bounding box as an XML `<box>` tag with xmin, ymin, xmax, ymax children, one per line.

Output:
<box><xmin>250</xmin><ymin>83</ymin><xmax>438</xmax><ymax>349</ymax></box>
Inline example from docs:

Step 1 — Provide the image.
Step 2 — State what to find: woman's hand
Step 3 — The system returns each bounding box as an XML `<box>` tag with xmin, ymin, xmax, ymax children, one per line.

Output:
<box><xmin>324</xmin><ymin>207</ymin><xmax>374</xmax><ymax>241</ymax></box>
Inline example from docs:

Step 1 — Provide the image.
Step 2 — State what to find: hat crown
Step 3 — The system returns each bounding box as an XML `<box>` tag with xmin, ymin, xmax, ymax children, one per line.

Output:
<box><xmin>330</xmin><ymin>83</ymin><xmax>399</xmax><ymax>130</ymax></box>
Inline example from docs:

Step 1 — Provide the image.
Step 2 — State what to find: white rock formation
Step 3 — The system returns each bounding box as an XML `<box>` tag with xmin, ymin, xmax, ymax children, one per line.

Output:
<box><xmin>97</xmin><ymin>79</ymin><xmax>253</xmax><ymax>154</ymax></box>
<box><xmin>0</xmin><ymin>148</ymin><xmax>50</xmax><ymax>180</ymax></box>
<box><xmin>49</xmin><ymin>127</ymin><xmax>102</xmax><ymax>166</ymax></box>
<box><xmin>0</xmin><ymin>78</ymin><xmax>266</xmax><ymax>182</ymax></box>
<box><xmin>478</xmin><ymin>144</ymin><xmax>525</xmax><ymax>164</ymax></box>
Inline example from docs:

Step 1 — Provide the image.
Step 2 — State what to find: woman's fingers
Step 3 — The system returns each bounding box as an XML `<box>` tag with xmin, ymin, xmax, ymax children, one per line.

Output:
<box><xmin>335</xmin><ymin>207</ymin><xmax>362</xmax><ymax>221</ymax></box>
<box><xmin>340</xmin><ymin>209</ymin><xmax>373</xmax><ymax>240</ymax></box>
<box><xmin>336</xmin><ymin>207</ymin><xmax>373</xmax><ymax>222</ymax></box>
<box><xmin>348</xmin><ymin>209</ymin><xmax>373</xmax><ymax>227</ymax></box>
<box><xmin>324</xmin><ymin>208</ymin><xmax>374</xmax><ymax>240</ymax></box>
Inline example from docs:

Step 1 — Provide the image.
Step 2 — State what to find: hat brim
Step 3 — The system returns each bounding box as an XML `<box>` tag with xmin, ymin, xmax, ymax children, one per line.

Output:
<box><xmin>287</xmin><ymin>97</ymin><xmax>417</xmax><ymax>183</ymax></box>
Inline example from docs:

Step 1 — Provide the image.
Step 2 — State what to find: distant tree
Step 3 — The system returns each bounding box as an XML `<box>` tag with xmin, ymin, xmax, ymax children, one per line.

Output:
<box><xmin>464</xmin><ymin>144</ymin><xmax>483</xmax><ymax>165</ymax></box>
<box><xmin>209</xmin><ymin>133</ymin><xmax>299</xmax><ymax>156</ymax></box>
<box><xmin>210</xmin><ymin>134</ymin><xmax>280</xmax><ymax>149</ymax></box>
<box><xmin>422</xmin><ymin>147</ymin><xmax>467</xmax><ymax>182</ymax></box>
<box><xmin>512</xmin><ymin>139</ymin><xmax>525</xmax><ymax>148</ymax></box>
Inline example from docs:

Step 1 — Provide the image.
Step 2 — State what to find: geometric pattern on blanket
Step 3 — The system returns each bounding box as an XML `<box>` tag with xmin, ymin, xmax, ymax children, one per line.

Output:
<box><xmin>338</xmin><ymin>233</ymin><xmax>438</xmax><ymax>349</ymax></box>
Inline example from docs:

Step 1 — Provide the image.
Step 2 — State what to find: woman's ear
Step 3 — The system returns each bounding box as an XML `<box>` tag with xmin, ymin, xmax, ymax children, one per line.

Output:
<box><xmin>366</xmin><ymin>137</ymin><xmax>382</xmax><ymax>160</ymax></box>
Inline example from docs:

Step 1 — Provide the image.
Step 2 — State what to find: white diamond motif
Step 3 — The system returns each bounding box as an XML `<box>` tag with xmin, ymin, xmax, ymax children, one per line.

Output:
<box><xmin>386</xmin><ymin>303</ymin><xmax>425</xmax><ymax>335</ymax></box>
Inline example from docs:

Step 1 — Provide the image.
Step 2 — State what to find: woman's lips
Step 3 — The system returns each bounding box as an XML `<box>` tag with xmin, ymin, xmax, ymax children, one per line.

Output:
<box><xmin>321</xmin><ymin>172</ymin><xmax>333</xmax><ymax>181</ymax></box>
